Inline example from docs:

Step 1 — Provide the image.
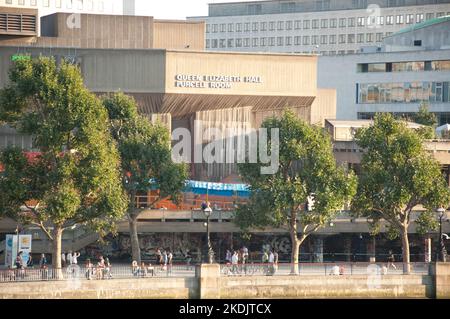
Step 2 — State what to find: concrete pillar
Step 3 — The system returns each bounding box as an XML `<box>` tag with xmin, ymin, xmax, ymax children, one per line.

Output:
<box><xmin>197</xmin><ymin>264</ymin><xmax>221</xmax><ymax>299</ymax></box>
<box><xmin>431</xmin><ymin>262</ymin><xmax>450</xmax><ymax>299</ymax></box>
<box><xmin>313</xmin><ymin>237</ymin><xmax>323</xmax><ymax>263</ymax></box>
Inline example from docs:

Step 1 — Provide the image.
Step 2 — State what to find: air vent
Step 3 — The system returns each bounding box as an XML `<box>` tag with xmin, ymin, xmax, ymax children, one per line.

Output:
<box><xmin>0</xmin><ymin>13</ymin><xmax>37</xmax><ymax>35</ymax></box>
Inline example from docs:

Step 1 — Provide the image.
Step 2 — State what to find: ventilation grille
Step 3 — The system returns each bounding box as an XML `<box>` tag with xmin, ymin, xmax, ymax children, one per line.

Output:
<box><xmin>0</xmin><ymin>13</ymin><xmax>37</xmax><ymax>34</ymax></box>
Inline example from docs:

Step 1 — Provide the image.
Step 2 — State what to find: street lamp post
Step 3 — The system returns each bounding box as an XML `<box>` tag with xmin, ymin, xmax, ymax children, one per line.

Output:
<box><xmin>201</xmin><ymin>201</ymin><xmax>214</xmax><ymax>264</ymax></box>
<box><xmin>437</xmin><ymin>208</ymin><xmax>447</xmax><ymax>262</ymax></box>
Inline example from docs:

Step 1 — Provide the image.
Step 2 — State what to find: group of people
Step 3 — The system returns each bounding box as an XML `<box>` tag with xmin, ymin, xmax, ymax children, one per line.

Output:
<box><xmin>225</xmin><ymin>246</ymin><xmax>279</xmax><ymax>275</ymax></box>
<box><xmin>155</xmin><ymin>248</ymin><xmax>174</xmax><ymax>273</ymax></box>
<box><xmin>61</xmin><ymin>251</ymin><xmax>81</xmax><ymax>267</ymax></box>
<box><xmin>84</xmin><ymin>255</ymin><xmax>112</xmax><ymax>280</ymax></box>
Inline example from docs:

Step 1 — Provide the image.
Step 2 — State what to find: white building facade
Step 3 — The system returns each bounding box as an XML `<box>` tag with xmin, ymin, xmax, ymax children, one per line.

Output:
<box><xmin>0</xmin><ymin>0</ymin><xmax>135</xmax><ymax>17</ymax></box>
<box><xmin>189</xmin><ymin>0</ymin><xmax>450</xmax><ymax>55</ymax></box>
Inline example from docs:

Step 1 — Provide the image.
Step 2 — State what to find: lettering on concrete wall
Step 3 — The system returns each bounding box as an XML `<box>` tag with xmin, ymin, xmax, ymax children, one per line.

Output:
<box><xmin>175</xmin><ymin>74</ymin><xmax>263</xmax><ymax>89</ymax></box>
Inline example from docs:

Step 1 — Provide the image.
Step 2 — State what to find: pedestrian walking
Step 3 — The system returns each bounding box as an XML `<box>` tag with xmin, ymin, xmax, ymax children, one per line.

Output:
<box><xmin>262</xmin><ymin>250</ymin><xmax>269</xmax><ymax>275</ymax></box>
<box><xmin>387</xmin><ymin>250</ymin><xmax>397</xmax><ymax>270</ymax></box>
<box><xmin>231</xmin><ymin>251</ymin><xmax>239</xmax><ymax>274</ymax></box>
<box><xmin>162</xmin><ymin>250</ymin><xmax>168</xmax><ymax>271</ymax></box>
<box><xmin>268</xmin><ymin>251</ymin><xmax>275</xmax><ymax>275</ymax></box>
<box><xmin>167</xmin><ymin>250</ymin><xmax>173</xmax><ymax>276</ymax></box>
<box><xmin>66</xmin><ymin>251</ymin><xmax>73</xmax><ymax>265</ymax></box>
<box><xmin>225</xmin><ymin>249</ymin><xmax>232</xmax><ymax>264</ymax></box>
<box><xmin>85</xmin><ymin>259</ymin><xmax>94</xmax><ymax>280</ymax></box>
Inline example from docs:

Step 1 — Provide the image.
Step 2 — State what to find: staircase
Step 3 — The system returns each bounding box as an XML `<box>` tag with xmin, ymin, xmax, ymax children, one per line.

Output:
<box><xmin>31</xmin><ymin>231</ymin><xmax>99</xmax><ymax>254</ymax></box>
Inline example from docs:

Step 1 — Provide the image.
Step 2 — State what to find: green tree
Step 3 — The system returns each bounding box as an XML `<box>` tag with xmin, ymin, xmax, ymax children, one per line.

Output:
<box><xmin>0</xmin><ymin>57</ymin><xmax>128</xmax><ymax>270</ymax></box>
<box><xmin>103</xmin><ymin>93</ymin><xmax>188</xmax><ymax>263</ymax></box>
<box><xmin>236</xmin><ymin>110</ymin><xmax>357</xmax><ymax>274</ymax></box>
<box><xmin>414</xmin><ymin>103</ymin><xmax>438</xmax><ymax>127</ymax></box>
<box><xmin>353</xmin><ymin>113</ymin><xmax>450</xmax><ymax>274</ymax></box>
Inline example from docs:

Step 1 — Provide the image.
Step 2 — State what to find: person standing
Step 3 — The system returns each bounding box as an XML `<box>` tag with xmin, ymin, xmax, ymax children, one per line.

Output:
<box><xmin>66</xmin><ymin>251</ymin><xmax>73</xmax><ymax>266</ymax></box>
<box><xmin>72</xmin><ymin>251</ymin><xmax>80</xmax><ymax>265</ymax></box>
<box><xmin>225</xmin><ymin>249</ymin><xmax>232</xmax><ymax>264</ymax></box>
<box><xmin>273</xmin><ymin>250</ymin><xmax>279</xmax><ymax>274</ymax></box>
<box><xmin>61</xmin><ymin>252</ymin><xmax>66</xmax><ymax>268</ymax></box>
<box><xmin>242</xmin><ymin>246</ymin><xmax>249</xmax><ymax>264</ymax></box>
<box><xmin>231</xmin><ymin>251</ymin><xmax>239</xmax><ymax>274</ymax></box>
<box><xmin>162</xmin><ymin>249</ymin><xmax>168</xmax><ymax>270</ymax></box>
<box><xmin>268</xmin><ymin>250</ymin><xmax>275</xmax><ymax>275</ymax></box>
<box><xmin>387</xmin><ymin>250</ymin><xmax>397</xmax><ymax>270</ymax></box>
<box><xmin>167</xmin><ymin>250</ymin><xmax>173</xmax><ymax>276</ymax></box>
<box><xmin>39</xmin><ymin>254</ymin><xmax>48</xmax><ymax>280</ymax></box>
<box><xmin>26</xmin><ymin>254</ymin><xmax>34</xmax><ymax>268</ymax></box>
<box><xmin>262</xmin><ymin>250</ymin><xmax>269</xmax><ymax>275</ymax></box>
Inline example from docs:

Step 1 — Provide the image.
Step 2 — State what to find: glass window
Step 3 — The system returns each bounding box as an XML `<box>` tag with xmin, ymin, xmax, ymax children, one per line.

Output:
<box><xmin>312</xmin><ymin>19</ymin><xmax>319</xmax><ymax>29</ymax></box>
<box><xmin>426</xmin><ymin>13</ymin><xmax>434</xmax><ymax>20</ymax></box>
<box><xmin>236</xmin><ymin>38</ymin><xmax>242</xmax><ymax>47</ymax></box>
<box><xmin>206</xmin><ymin>25</ymin><xmax>211</xmax><ymax>33</ymax></box>
<box><xmin>252</xmin><ymin>38</ymin><xmax>259</xmax><ymax>47</ymax></box>
<box><xmin>321</xmin><ymin>19</ymin><xmax>328</xmax><ymax>28</ymax></box>
<box><xmin>244</xmin><ymin>23</ymin><xmax>250</xmax><ymax>32</ymax></box>
<box><xmin>366</xmin><ymin>33</ymin><xmax>374</xmax><ymax>43</ymax></box>
<box><xmin>330</xmin><ymin>18</ymin><xmax>337</xmax><ymax>28</ymax></box>
<box><xmin>219</xmin><ymin>39</ymin><xmax>226</xmax><ymax>48</ymax></box>
<box><xmin>252</xmin><ymin>22</ymin><xmax>258</xmax><ymax>32</ymax></box>
<box><xmin>43</xmin><ymin>0</ymin><xmax>50</xmax><ymax>7</ymax></box>
<box><xmin>211</xmin><ymin>39</ymin><xmax>218</xmax><ymax>48</ymax></box>
<box><xmin>277</xmin><ymin>21</ymin><xmax>284</xmax><ymax>30</ymax></box>
<box><xmin>321</xmin><ymin>35</ymin><xmax>327</xmax><ymax>44</ymax></box>
<box><xmin>269</xmin><ymin>21</ymin><xmax>275</xmax><ymax>31</ymax></box>
<box><xmin>303</xmin><ymin>36</ymin><xmax>310</xmax><ymax>45</ymax></box>
<box><xmin>260</xmin><ymin>22</ymin><xmax>267</xmax><ymax>31</ymax></box>
<box><xmin>357</xmin><ymin>17</ymin><xmax>365</xmax><ymax>26</ymax></box>
<box><xmin>386</xmin><ymin>15</ymin><xmax>394</xmax><ymax>25</ymax></box>
<box><xmin>227</xmin><ymin>39</ymin><xmax>234</xmax><ymax>48</ymax></box>
<box><xmin>286</xmin><ymin>21</ymin><xmax>293</xmax><ymax>30</ymax></box>
<box><xmin>277</xmin><ymin>37</ymin><xmax>284</xmax><ymax>46</ymax></box>
<box><xmin>30</xmin><ymin>0</ymin><xmax>37</xmax><ymax>6</ymax></box>
<box><xmin>220</xmin><ymin>24</ymin><xmax>226</xmax><ymax>32</ymax></box>
<box><xmin>303</xmin><ymin>20</ymin><xmax>310</xmax><ymax>29</ymax></box>
<box><xmin>294</xmin><ymin>20</ymin><xmax>301</xmax><ymax>29</ymax></box>
<box><xmin>368</xmin><ymin>63</ymin><xmax>386</xmax><ymax>72</ymax></box>
<box><xmin>312</xmin><ymin>35</ymin><xmax>319</xmax><ymax>45</ymax></box>
<box><xmin>339</xmin><ymin>18</ymin><xmax>346</xmax><ymax>27</ymax></box>
<box><xmin>357</xmin><ymin>33</ymin><xmax>364</xmax><ymax>43</ymax></box>
<box><xmin>212</xmin><ymin>24</ymin><xmax>218</xmax><ymax>33</ymax></box>
<box><xmin>396</xmin><ymin>15</ymin><xmax>404</xmax><ymax>24</ymax></box>
<box><xmin>348</xmin><ymin>18</ymin><xmax>355</xmax><ymax>27</ymax></box>
<box><xmin>56</xmin><ymin>0</ymin><xmax>62</xmax><ymax>8</ymax></box>
<box><xmin>436</xmin><ymin>12</ymin><xmax>445</xmax><ymax>18</ymax></box>
<box><xmin>228</xmin><ymin>23</ymin><xmax>234</xmax><ymax>32</ymax></box>
<box><xmin>244</xmin><ymin>38</ymin><xmax>250</xmax><ymax>47</ymax></box>
<box><xmin>294</xmin><ymin>36</ymin><xmax>301</xmax><ymax>45</ymax></box>
<box><xmin>377</xmin><ymin>16</ymin><xmax>384</xmax><ymax>25</ymax></box>
<box><xmin>206</xmin><ymin>39</ymin><xmax>210</xmax><ymax>49</ymax></box>
<box><xmin>406</xmin><ymin>14</ymin><xmax>414</xmax><ymax>24</ymax></box>
<box><xmin>260</xmin><ymin>37</ymin><xmax>267</xmax><ymax>46</ymax></box>
<box><xmin>416</xmin><ymin>14</ymin><xmax>424</xmax><ymax>23</ymax></box>
<box><xmin>432</xmin><ymin>60</ymin><xmax>450</xmax><ymax>71</ymax></box>
<box><xmin>339</xmin><ymin>34</ymin><xmax>346</xmax><ymax>44</ymax></box>
<box><xmin>236</xmin><ymin>23</ymin><xmax>242</xmax><ymax>32</ymax></box>
<box><xmin>286</xmin><ymin>36</ymin><xmax>292</xmax><ymax>46</ymax></box>
<box><xmin>376</xmin><ymin>33</ymin><xmax>383</xmax><ymax>42</ymax></box>
<box><xmin>269</xmin><ymin>37</ymin><xmax>275</xmax><ymax>46</ymax></box>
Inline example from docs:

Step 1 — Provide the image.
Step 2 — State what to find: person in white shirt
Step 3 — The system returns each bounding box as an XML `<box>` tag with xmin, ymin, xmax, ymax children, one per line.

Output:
<box><xmin>66</xmin><ymin>251</ymin><xmax>73</xmax><ymax>265</ymax></box>
<box><xmin>268</xmin><ymin>251</ymin><xmax>275</xmax><ymax>275</ymax></box>
<box><xmin>61</xmin><ymin>252</ymin><xmax>66</xmax><ymax>268</ymax></box>
<box><xmin>72</xmin><ymin>252</ymin><xmax>80</xmax><ymax>265</ymax></box>
<box><xmin>231</xmin><ymin>251</ymin><xmax>239</xmax><ymax>274</ymax></box>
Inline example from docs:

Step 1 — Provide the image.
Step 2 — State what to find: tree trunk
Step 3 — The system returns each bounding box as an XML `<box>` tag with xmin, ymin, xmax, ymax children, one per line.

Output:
<box><xmin>290</xmin><ymin>233</ymin><xmax>301</xmax><ymax>275</ymax></box>
<box><xmin>289</xmin><ymin>210</ymin><xmax>300</xmax><ymax>275</ymax></box>
<box><xmin>129</xmin><ymin>214</ymin><xmax>141</xmax><ymax>264</ymax></box>
<box><xmin>52</xmin><ymin>226</ymin><xmax>63</xmax><ymax>279</ymax></box>
<box><xmin>401</xmin><ymin>227</ymin><xmax>411</xmax><ymax>274</ymax></box>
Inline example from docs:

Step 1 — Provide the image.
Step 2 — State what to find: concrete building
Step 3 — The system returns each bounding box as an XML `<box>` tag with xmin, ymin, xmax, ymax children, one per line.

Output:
<box><xmin>0</xmin><ymin>9</ymin><xmax>448</xmax><ymax>265</ymax></box>
<box><xmin>188</xmin><ymin>0</ymin><xmax>450</xmax><ymax>55</ymax></box>
<box><xmin>0</xmin><ymin>0</ymin><xmax>136</xmax><ymax>18</ymax></box>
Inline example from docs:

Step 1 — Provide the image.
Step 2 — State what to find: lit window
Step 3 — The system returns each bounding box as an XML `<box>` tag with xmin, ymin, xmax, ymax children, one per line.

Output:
<box><xmin>396</xmin><ymin>15</ymin><xmax>404</xmax><ymax>24</ymax></box>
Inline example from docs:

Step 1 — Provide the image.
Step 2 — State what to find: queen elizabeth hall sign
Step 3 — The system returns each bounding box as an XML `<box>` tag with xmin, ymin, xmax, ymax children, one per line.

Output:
<box><xmin>175</xmin><ymin>74</ymin><xmax>263</xmax><ymax>89</ymax></box>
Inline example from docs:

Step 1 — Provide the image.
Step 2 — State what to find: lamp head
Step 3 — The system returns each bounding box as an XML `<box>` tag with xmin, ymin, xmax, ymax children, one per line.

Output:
<box><xmin>437</xmin><ymin>208</ymin><xmax>446</xmax><ymax>217</ymax></box>
<box><xmin>204</xmin><ymin>207</ymin><xmax>212</xmax><ymax>217</ymax></box>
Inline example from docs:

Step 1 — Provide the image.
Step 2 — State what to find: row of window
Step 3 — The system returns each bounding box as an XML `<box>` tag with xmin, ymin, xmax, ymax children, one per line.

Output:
<box><xmin>358</xmin><ymin>112</ymin><xmax>450</xmax><ymax>126</ymax></box>
<box><xmin>358</xmin><ymin>60</ymin><xmax>450</xmax><ymax>73</ymax></box>
<box><xmin>3</xmin><ymin>0</ymin><xmax>105</xmax><ymax>11</ymax></box>
<box><xmin>358</xmin><ymin>82</ymin><xmax>450</xmax><ymax>104</ymax></box>
<box><xmin>206</xmin><ymin>12</ymin><xmax>449</xmax><ymax>33</ymax></box>
<box><xmin>206</xmin><ymin>33</ymin><xmax>390</xmax><ymax>48</ymax></box>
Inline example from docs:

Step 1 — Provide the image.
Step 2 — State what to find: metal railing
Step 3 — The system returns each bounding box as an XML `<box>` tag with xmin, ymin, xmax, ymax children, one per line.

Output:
<box><xmin>0</xmin><ymin>263</ymin><xmax>196</xmax><ymax>283</ymax></box>
<box><xmin>219</xmin><ymin>262</ymin><xmax>431</xmax><ymax>277</ymax></box>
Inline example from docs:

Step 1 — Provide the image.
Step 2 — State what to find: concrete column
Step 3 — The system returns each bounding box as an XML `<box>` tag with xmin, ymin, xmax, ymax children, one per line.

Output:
<box><xmin>313</xmin><ymin>237</ymin><xmax>323</xmax><ymax>263</ymax></box>
<box><xmin>431</xmin><ymin>262</ymin><xmax>450</xmax><ymax>299</ymax></box>
<box><xmin>197</xmin><ymin>263</ymin><xmax>221</xmax><ymax>299</ymax></box>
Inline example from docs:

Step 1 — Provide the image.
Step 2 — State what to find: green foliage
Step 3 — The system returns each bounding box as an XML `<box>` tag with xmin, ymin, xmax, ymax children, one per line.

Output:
<box><xmin>102</xmin><ymin>93</ymin><xmax>188</xmax><ymax>211</ymax></box>
<box><xmin>235</xmin><ymin>109</ymin><xmax>357</xmax><ymax>246</ymax></box>
<box><xmin>0</xmin><ymin>57</ymin><xmax>128</xmax><ymax>239</ymax></box>
<box><xmin>413</xmin><ymin>103</ymin><xmax>438</xmax><ymax>127</ymax></box>
<box><xmin>352</xmin><ymin>113</ymin><xmax>450</xmax><ymax>265</ymax></box>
